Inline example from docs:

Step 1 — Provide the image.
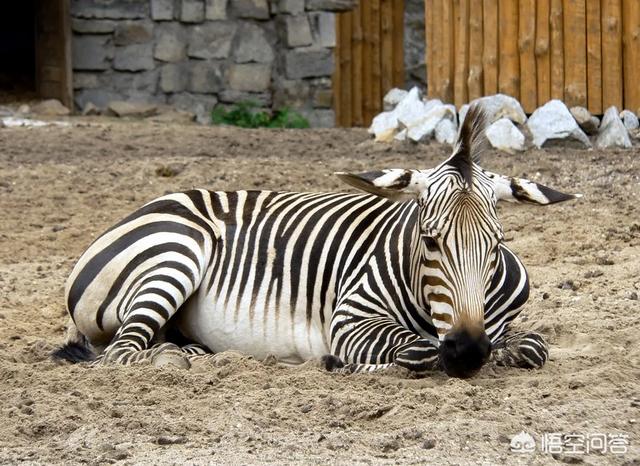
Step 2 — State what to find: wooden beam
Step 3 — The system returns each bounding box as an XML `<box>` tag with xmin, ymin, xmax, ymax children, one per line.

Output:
<box><xmin>392</xmin><ymin>0</ymin><xmax>405</xmax><ymax>87</ymax></box>
<box><xmin>361</xmin><ymin>0</ymin><xmax>373</xmax><ymax>123</ymax></box>
<box><xmin>370</xmin><ymin>0</ymin><xmax>382</xmax><ymax>122</ymax></box>
<box><xmin>467</xmin><ymin>0</ymin><xmax>483</xmax><ymax>101</ymax></box>
<box><xmin>351</xmin><ymin>5</ymin><xmax>364</xmax><ymax>126</ymax></box>
<box><xmin>333</xmin><ymin>13</ymin><xmax>343</xmax><ymax>125</ymax></box>
<box><xmin>440</xmin><ymin>0</ymin><xmax>454</xmax><ymax>102</ymax></box>
<box><xmin>536</xmin><ymin>0</ymin><xmax>551</xmax><ymax>106</ymax></box>
<box><xmin>425</xmin><ymin>0</ymin><xmax>434</xmax><ymax>96</ymax></box>
<box><xmin>482</xmin><ymin>0</ymin><xmax>498</xmax><ymax>95</ymax></box>
<box><xmin>498</xmin><ymin>0</ymin><xmax>520</xmax><ymax>99</ymax></box>
<box><xmin>519</xmin><ymin>0</ymin><xmax>537</xmax><ymax>112</ymax></box>
<box><xmin>381</xmin><ymin>0</ymin><xmax>394</xmax><ymax>97</ymax></box>
<box><xmin>586</xmin><ymin>0</ymin><xmax>602</xmax><ymax>113</ymax></box>
<box><xmin>563</xmin><ymin>0</ymin><xmax>587</xmax><ymax>108</ymax></box>
<box><xmin>550</xmin><ymin>0</ymin><xmax>564</xmax><ymax>100</ymax></box>
<box><xmin>453</xmin><ymin>0</ymin><xmax>470</xmax><ymax>107</ymax></box>
<box><xmin>601</xmin><ymin>0</ymin><xmax>623</xmax><ymax>109</ymax></box>
<box><xmin>623</xmin><ymin>0</ymin><xmax>640</xmax><ymax>111</ymax></box>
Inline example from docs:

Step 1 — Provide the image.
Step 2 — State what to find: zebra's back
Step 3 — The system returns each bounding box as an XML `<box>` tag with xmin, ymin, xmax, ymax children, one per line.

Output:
<box><xmin>66</xmin><ymin>188</ymin><xmax>417</xmax><ymax>362</ymax></box>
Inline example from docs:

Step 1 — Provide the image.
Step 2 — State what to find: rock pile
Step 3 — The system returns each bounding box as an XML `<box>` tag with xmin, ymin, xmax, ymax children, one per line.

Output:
<box><xmin>371</xmin><ymin>88</ymin><xmax>639</xmax><ymax>152</ymax></box>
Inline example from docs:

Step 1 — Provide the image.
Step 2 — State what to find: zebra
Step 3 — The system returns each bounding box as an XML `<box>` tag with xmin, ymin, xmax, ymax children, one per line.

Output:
<box><xmin>53</xmin><ymin>105</ymin><xmax>579</xmax><ymax>378</ymax></box>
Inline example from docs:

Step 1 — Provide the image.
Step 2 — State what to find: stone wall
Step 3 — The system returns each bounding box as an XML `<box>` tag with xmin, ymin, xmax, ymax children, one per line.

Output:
<box><xmin>70</xmin><ymin>0</ymin><xmax>353</xmax><ymax>126</ymax></box>
<box><xmin>404</xmin><ymin>0</ymin><xmax>425</xmax><ymax>90</ymax></box>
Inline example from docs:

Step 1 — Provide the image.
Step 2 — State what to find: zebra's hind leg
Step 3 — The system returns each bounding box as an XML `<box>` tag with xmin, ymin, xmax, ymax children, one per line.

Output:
<box><xmin>491</xmin><ymin>330</ymin><xmax>549</xmax><ymax>369</ymax></box>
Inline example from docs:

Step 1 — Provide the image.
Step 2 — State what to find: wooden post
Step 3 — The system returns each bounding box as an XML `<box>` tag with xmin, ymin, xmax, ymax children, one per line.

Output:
<box><xmin>601</xmin><ymin>0</ymin><xmax>623</xmax><ymax>109</ymax></box>
<box><xmin>351</xmin><ymin>5</ymin><xmax>364</xmax><ymax>126</ymax></box>
<box><xmin>586</xmin><ymin>0</ymin><xmax>602</xmax><ymax>114</ymax></box>
<box><xmin>536</xmin><ymin>0</ymin><xmax>551</xmax><ymax>106</ymax></box>
<box><xmin>430</xmin><ymin>0</ymin><xmax>443</xmax><ymax>99</ymax></box>
<box><xmin>426</xmin><ymin>0</ymin><xmax>434</xmax><ymax>96</ymax></box>
<box><xmin>550</xmin><ymin>0</ymin><xmax>564</xmax><ymax>100</ymax></box>
<box><xmin>498</xmin><ymin>0</ymin><xmax>520</xmax><ymax>99</ymax></box>
<box><xmin>467</xmin><ymin>0</ymin><xmax>483</xmax><ymax>101</ymax></box>
<box><xmin>482</xmin><ymin>0</ymin><xmax>498</xmax><ymax>96</ymax></box>
<box><xmin>370</xmin><ymin>0</ymin><xmax>382</xmax><ymax>123</ymax></box>
<box><xmin>453</xmin><ymin>0</ymin><xmax>469</xmax><ymax>107</ymax></box>
<box><xmin>623</xmin><ymin>0</ymin><xmax>640</xmax><ymax>111</ymax></box>
<box><xmin>361</xmin><ymin>1</ymin><xmax>373</xmax><ymax>123</ymax></box>
<box><xmin>381</xmin><ymin>0</ymin><xmax>394</xmax><ymax>98</ymax></box>
<box><xmin>563</xmin><ymin>0</ymin><xmax>587</xmax><ymax>108</ymax></box>
<box><xmin>392</xmin><ymin>0</ymin><xmax>405</xmax><ymax>87</ymax></box>
<box><xmin>519</xmin><ymin>0</ymin><xmax>537</xmax><ymax>112</ymax></box>
<box><xmin>440</xmin><ymin>0</ymin><xmax>454</xmax><ymax>102</ymax></box>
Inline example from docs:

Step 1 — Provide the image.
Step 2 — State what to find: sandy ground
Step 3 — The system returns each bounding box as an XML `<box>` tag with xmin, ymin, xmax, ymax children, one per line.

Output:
<box><xmin>0</xmin><ymin>119</ymin><xmax>638</xmax><ymax>465</ymax></box>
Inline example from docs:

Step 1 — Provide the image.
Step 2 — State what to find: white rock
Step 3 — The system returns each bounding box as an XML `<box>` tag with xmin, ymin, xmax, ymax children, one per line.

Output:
<box><xmin>406</xmin><ymin>104</ymin><xmax>456</xmax><ymax>142</ymax></box>
<box><xmin>465</xmin><ymin>94</ymin><xmax>527</xmax><ymax>125</ymax></box>
<box><xmin>383</xmin><ymin>88</ymin><xmax>408</xmax><ymax>111</ymax></box>
<box><xmin>620</xmin><ymin>110</ymin><xmax>639</xmax><ymax>131</ymax></box>
<box><xmin>458</xmin><ymin>104</ymin><xmax>470</xmax><ymax>126</ymax></box>
<box><xmin>527</xmin><ymin>100</ymin><xmax>591</xmax><ymax>148</ymax></box>
<box><xmin>435</xmin><ymin>118</ymin><xmax>457</xmax><ymax>145</ymax></box>
<box><xmin>369</xmin><ymin>87</ymin><xmax>422</xmax><ymax>141</ymax></box>
<box><xmin>0</xmin><ymin>117</ymin><xmax>70</xmax><ymax>128</ymax></box>
<box><xmin>32</xmin><ymin>99</ymin><xmax>70</xmax><ymax>116</ymax></box>
<box><xmin>485</xmin><ymin>118</ymin><xmax>525</xmax><ymax>154</ymax></box>
<box><xmin>369</xmin><ymin>110</ymin><xmax>398</xmax><ymax>141</ymax></box>
<box><xmin>393</xmin><ymin>127</ymin><xmax>408</xmax><ymax>142</ymax></box>
<box><xmin>570</xmin><ymin>106</ymin><xmax>600</xmax><ymax>135</ymax></box>
<box><xmin>596</xmin><ymin>106</ymin><xmax>632</xmax><ymax>149</ymax></box>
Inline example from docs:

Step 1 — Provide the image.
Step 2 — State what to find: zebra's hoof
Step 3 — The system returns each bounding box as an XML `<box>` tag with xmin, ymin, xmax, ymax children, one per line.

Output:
<box><xmin>152</xmin><ymin>351</ymin><xmax>191</xmax><ymax>370</ymax></box>
<box><xmin>321</xmin><ymin>354</ymin><xmax>345</xmax><ymax>372</ymax></box>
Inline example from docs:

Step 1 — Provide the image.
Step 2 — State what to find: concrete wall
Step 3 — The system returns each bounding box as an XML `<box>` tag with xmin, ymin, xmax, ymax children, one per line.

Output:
<box><xmin>70</xmin><ymin>0</ymin><xmax>353</xmax><ymax>126</ymax></box>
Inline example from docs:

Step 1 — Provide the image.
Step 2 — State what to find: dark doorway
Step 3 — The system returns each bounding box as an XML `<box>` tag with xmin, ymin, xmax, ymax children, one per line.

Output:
<box><xmin>0</xmin><ymin>1</ymin><xmax>37</xmax><ymax>102</ymax></box>
<box><xmin>0</xmin><ymin>0</ymin><xmax>72</xmax><ymax>107</ymax></box>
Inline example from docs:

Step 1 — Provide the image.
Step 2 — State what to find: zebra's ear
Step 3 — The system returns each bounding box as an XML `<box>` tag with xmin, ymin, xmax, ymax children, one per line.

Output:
<box><xmin>335</xmin><ymin>169</ymin><xmax>428</xmax><ymax>202</ymax></box>
<box><xmin>489</xmin><ymin>172</ymin><xmax>582</xmax><ymax>205</ymax></box>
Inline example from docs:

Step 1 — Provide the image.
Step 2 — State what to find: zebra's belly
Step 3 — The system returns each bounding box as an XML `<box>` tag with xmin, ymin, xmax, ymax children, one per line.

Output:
<box><xmin>177</xmin><ymin>293</ymin><xmax>331</xmax><ymax>364</ymax></box>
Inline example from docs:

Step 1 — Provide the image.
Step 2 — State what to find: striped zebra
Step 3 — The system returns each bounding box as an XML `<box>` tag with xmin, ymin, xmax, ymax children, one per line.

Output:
<box><xmin>53</xmin><ymin>105</ymin><xmax>578</xmax><ymax>378</ymax></box>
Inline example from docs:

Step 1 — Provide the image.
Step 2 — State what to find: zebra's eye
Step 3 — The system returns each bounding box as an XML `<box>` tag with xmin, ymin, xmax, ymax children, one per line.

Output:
<box><xmin>422</xmin><ymin>235</ymin><xmax>439</xmax><ymax>250</ymax></box>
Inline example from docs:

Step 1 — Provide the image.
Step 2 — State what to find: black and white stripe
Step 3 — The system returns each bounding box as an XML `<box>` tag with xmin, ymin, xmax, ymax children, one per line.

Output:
<box><xmin>55</xmin><ymin>104</ymin><xmax>577</xmax><ymax>376</ymax></box>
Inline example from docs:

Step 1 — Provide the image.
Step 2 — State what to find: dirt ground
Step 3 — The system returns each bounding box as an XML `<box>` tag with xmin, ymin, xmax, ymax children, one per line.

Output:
<box><xmin>0</xmin><ymin>118</ymin><xmax>638</xmax><ymax>465</ymax></box>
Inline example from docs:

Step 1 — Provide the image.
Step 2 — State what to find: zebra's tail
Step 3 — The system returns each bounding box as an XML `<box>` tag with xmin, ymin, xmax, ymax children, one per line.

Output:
<box><xmin>51</xmin><ymin>318</ymin><xmax>96</xmax><ymax>363</ymax></box>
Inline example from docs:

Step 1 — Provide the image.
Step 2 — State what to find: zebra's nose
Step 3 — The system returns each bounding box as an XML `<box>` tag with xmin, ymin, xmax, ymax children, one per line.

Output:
<box><xmin>440</xmin><ymin>329</ymin><xmax>492</xmax><ymax>378</ymax></box>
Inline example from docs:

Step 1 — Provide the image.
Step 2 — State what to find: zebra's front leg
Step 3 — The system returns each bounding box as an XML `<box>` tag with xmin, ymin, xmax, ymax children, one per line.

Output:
<box><xmin>328</xmin><ymin>309</ymin><xmax>440</xmax><ymax>376</ymax></box>
<box><xmin>491</xmin><ymin>330</ymin><xmax>549</xmax><ymax>369</ymax></box>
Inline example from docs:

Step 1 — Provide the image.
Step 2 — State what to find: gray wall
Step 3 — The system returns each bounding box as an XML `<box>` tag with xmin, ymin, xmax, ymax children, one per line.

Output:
<box><xmin>71</xmin><ymin>0</ymin><xmax>351</xmax><ymax>126</ymax></box>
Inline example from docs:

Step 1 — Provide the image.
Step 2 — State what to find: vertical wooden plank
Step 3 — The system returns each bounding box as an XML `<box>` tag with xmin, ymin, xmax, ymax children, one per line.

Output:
<box><xmin>440</xmin><ymin>0</ymin><xmax>454</xmax><ymax>102</ymax></box>
<box><xmin>623</xmin><ymin>0</ymin><xmax>640</xmax><ymax>111</ymax></box>
<box><xmin>392</xmin><ymin>0</ymin><xmax>405</xmax><ymax>86</ymax></box>
<box><xmin>351</xmin><ymin>5</ymin><xmax>364</xmax><ymax>126</ymax></box>
<box><xmin>519</xmin><ymin>0</ymin><xmax>537</xmax><ymax>112</ymax></box>
<box><xmin>425</xmin><ymin>0</ymin><xmax>435</xmax><ymax>96</ymax></box>
<box><xmin>430</xmin><ymin>0</ymin><xmax>443</xmax><ymax>98</ymax></box>
<box><xmin>586</xmin><ymin>0</ymin><xmax>602</xmax><ymax>113</ymax></box>
<box><xmin>381</xmin><ymin>0</ymin><xmax>394</xmax><ymax>96</ymax></box>
<box><xmin>467</xmin><ymin>0</ymin><xmax>483</xmax><ymax>101</ymax></box>
<box><xmin>563</xmin><ymin>0</ymin><xmax>587</xmax><ymax>108</ymax></box>
<box><xmin>536</xmin><ymin>0</ymin><xmax>551</xmax><ymax>106</ymax></box>
<box><xmin>550</xmin><ymin>0</ymin><xmax>564</xmax><ymax>100</ymax></box>
<box><xmin>370</xmin><ymin>0</ymin><xmax>382</xmax><ymax>121</ymax></box>
<box><xmin>453</xmin><ymin>0</ymin><xmax>469</xmax><ymax>107</ymax></box>
<box><xmin>340</xmin><ymin>13</ymin><xmax>353</xmax><ymax>126</ymax></box>
<box><xmin>601</xmin><ymin>0</ymin><xmax>623</xmax><ymax>109</ymax></box>
<box><xmin>361</xmin><ymin>0</ymin><xmax>373</xmax><ymax>123</ymax></box>
<box><xmin>333</xmin><ymin>13</ymin><xmax>343</xmax><ymax>125</ymax></box>
<box><xmin>498</xmin><ymin>0</ymin><xmax>519</xmax><ymax>99</ymax></box>
<box><xmin>482</xmin><ymin>0</ymin><xmax>499</xmax><ymax>95</ymax></box>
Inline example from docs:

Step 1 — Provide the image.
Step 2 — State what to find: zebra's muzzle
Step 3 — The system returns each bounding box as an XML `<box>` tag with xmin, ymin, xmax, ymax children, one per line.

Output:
<box><xmin>440</xmin><ymin>328</ymin><xmax>492</xmax><ymax>378</ymax></box>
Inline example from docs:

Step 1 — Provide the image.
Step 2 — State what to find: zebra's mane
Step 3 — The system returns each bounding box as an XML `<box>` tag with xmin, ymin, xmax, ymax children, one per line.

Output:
<box><xmin>447</xmin><ymin>104</ymin><xmax>489</xmax><ymax>189</ymax></box>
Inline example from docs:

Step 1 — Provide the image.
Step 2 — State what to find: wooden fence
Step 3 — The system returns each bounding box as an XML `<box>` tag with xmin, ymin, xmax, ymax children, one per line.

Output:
<box><xmin>425</xmin><ymin>0</ymin><xmax>640</xmax><ymax>115</ymax></box>
<box><xmin>333</xmin><ymin>0</ymin><xmax>405</xmax><ymax>127</ymax></box>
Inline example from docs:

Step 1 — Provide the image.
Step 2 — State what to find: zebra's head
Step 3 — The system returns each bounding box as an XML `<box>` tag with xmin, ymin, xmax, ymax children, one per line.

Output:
<box><xmin>336</xmin><ymin>104</ymin><xmax>579</xmax><ymax>378</ymax></box>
